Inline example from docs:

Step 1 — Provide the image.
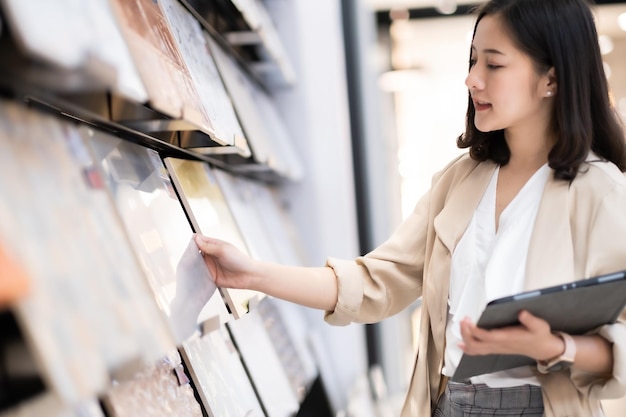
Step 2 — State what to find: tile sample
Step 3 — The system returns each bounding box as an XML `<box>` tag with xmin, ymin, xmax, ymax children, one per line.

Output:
<box><xmin>164</xmin><ymin>157</ymin><xmax>262</xmax><ymax>319</ymax></box>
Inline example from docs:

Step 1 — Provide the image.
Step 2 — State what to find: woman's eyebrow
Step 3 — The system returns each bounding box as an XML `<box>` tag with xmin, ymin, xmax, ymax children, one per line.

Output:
<box><xmin>470</xmin><ymin>45</ymin><xmax>506</xmax><ymax>56</ymax></box>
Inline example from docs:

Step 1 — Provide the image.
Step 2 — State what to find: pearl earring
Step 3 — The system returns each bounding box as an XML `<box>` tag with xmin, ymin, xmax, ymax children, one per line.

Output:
<box><xmin>547</xmin><ymin>91</ymin><xmax>553</xmax><ymax>96</ymax></box>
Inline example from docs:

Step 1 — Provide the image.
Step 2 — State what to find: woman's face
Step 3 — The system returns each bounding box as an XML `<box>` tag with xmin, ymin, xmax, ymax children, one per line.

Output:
<box><xmin>465</xmin><ymin>15</ymin><xmax>554</xmax><ymax>134</ymax></box>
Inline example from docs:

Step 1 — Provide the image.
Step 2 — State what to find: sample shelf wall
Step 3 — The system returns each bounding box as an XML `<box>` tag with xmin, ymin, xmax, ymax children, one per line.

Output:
<box><xmin>0</xmin><ymin>0</ymin><xmax>316</xmax><ymax>416</ymax></box>
<box><xmin>0</xmin><ymin>1</ymin><xmax>369</xmax><ymax>416</ymax></box>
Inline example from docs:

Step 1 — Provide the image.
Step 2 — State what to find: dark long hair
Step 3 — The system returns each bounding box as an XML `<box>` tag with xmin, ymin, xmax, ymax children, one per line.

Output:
<box><xmin>457</xmin><ymin>0</ymin><xmax>626</xmax><ymax>180</ymax></box>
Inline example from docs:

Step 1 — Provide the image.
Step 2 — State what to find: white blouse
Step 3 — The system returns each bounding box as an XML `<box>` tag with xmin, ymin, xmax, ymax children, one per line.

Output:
<box><xmin>442</xmin><ymin>163</ymin><xmax>550</xmax><ymax>387</ymax></box>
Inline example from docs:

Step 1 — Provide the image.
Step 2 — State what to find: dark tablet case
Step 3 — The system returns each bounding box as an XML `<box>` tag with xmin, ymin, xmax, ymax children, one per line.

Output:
<box><xmin>452</xmin><ymin>270</ymin><xmax>626</xmax><ymax>381</ymax></box>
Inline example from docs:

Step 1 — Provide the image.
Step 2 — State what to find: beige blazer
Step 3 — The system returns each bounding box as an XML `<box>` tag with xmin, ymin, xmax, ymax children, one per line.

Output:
<box><xmin>325</xmin><ymin>153</ymin><xmax>626</xmax><ymax>417</ymax></box>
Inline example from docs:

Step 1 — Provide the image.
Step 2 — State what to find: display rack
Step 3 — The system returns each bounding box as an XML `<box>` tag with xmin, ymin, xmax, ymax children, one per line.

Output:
<box><xmin>0</xmin><ymin>0</ymin><xmax>322</xmax><ymax>416</ymax></box>
<box><xmin>180</xmin><ymin>0</ymin><xmax>296</xmax><ymax>88</ymax></box>
<box><xmin>0</xmin><ymin>0</ymin><xmax>300</xmax><ymax>182</ymax></box>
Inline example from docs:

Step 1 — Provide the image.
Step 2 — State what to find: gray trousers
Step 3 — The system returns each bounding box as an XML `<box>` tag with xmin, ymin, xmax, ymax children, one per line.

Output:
<box><xmin>432</xmin><ymin>381</ymin><xmax>544</xmax><ymax>416</ymax></box>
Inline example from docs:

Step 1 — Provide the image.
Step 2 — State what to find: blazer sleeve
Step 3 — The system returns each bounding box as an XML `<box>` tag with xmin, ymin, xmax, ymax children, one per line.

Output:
<box><xmin>570</xmin><ymin>179</ymin><xmax>626</xmax><ymax>399</ymax></box>
<box><xmin>323</xmin><ymin>188</ymin><xmax>431</xmax><ymax>326</ymax></box>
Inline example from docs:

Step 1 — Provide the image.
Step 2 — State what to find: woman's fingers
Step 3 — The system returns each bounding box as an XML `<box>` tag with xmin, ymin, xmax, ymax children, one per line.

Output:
<box><xmin>194</xmin><ymin>234</ymin><xmax>226</xmax><ymax>257</ymax></box>
<box><xmin>517</xmin><ymin>310</ymin><xmax>550</xmax><ymax>334</ymax></box>
<box><xmin>193</xmin><ymin>233</ymin><xmax>255</xmax><ymax>290</ymax></box>
<box><xmin>458</xmin><ymin>311</ymin><xmax>560</xmax><ymax>359</ymax></box>
<box><xmin>459</xmin><ymin>317</ymin><xmax>495</xmax><ymax>355</ymax></box>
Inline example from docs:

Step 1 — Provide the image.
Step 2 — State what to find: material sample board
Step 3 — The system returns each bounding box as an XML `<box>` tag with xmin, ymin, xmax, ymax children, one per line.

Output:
<box><xmin>109</xmin><ymin>0</ymin><xmax>212</xmax><ymax>133</ymax></box>
<box><xmin>181</xmin><ymin>327</ymin><xmax>266</xmax><ymax>417</ymax></box>
<box><xmin>160</xmin><ymin>0</ymin><xmax>249</xmax><ymax>154</ymax></box>
<box><xmin>102</xmin><ymin>350</ymin><xmax>202</xmax><ymax>417</ymax></box>
<box><xmin>164</xmin><ymin>157</ymin><xmax>262</xmax><ymax>319</ymax></box>
<box><xmin>0</xmin><ymin>0</ymin><xmax>147</xmax><ymax>101</ymax></box>
<box><xmin>81</xmin><ymin>127</ymin><xmax>228</xmax><ymax>343</ymax></box>
<box><xmin>227</xmin><ymin>309</ymin><xmax>300</xmax><ymax>417</ymax></box>
<box><xmin>0</xmin><ymin>100</ymin><xmax>172</xmax><ymax>404</ymax></box>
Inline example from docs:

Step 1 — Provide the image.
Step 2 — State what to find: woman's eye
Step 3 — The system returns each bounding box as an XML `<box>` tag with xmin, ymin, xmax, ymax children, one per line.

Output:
<box><xmin>469</xmin><ymin>58</ymin><xmax>477</xmax><ymax>67</ymax></box>
<box><xmin>487</xmin><ymin>64</ymin><xmax>502</xmax><ymax>69</ymax></box>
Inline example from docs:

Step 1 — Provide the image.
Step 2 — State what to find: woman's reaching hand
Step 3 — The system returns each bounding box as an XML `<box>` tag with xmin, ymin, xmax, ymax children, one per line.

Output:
<box><xmin>195</xmin><ymin>233</ymin><xmax>339</xmax><ymax>311</ymax></box>
<box><xmin>194</xmin><ymin>233</ymin><xmax>258</xmax><ymax>290</ymax></box>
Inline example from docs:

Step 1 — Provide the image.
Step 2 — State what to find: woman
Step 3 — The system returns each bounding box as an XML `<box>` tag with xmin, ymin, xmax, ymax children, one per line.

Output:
<box><xmin>195</xmin><ymin>0</ymin><xmax>626</xmax><ymax>415</ymax></box>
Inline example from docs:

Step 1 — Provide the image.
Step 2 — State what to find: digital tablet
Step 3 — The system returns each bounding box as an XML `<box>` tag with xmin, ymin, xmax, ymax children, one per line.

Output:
<box><xmin>452</xmin><ymin>270</ymin><xmax>626</xmax><ymax>381</ymax></box>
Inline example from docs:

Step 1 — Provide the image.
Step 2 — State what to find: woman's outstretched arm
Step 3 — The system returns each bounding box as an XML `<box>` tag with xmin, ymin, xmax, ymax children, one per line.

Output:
<box><xmin>194</xmin><ymin>234</ymin><xmax>338</xmax><ymax>311</ymax></box>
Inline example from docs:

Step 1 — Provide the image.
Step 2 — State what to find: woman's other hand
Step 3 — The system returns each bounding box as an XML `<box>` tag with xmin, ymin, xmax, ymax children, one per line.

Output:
<box><xmin>458</xmin><ymin>310</ymin><xmax>564</xmax><ymax>361</ymax></box>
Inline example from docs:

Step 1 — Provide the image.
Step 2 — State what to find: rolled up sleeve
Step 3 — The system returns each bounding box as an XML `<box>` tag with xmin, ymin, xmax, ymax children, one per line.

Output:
<box><xmin>323</xmin><ymin>189</ymin><xmax>432</xmax><ymax>326</ymax></box>
<box><xmin>323</xmin><ymin>258</ymin><xmax>365</xmax><ymax>326</ymax></box>
<box><xmin>569</xmin><ymin>320</ymin><xmax>626</xmax><ymax>399</ymax></box>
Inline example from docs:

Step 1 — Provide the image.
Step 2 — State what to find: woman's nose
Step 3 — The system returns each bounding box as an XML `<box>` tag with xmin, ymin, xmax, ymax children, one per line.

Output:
<box><xmin>465</xmin><ymin>66</ymin><xmax>484</xmax><ymax>93</ymax></box>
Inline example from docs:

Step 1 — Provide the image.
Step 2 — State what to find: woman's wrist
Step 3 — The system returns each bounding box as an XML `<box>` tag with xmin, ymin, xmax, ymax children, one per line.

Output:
<box><xmin>537</xmin><ymin>332</ymin><xmax>567</xmax><ymax>362</ymax></box>
<box><xmin>246</xmin><ymin>259</ymin><xmax>271</xmax><ymax>292</ymax></box>
<box><xmin>537</xmin><ymin>332</ymin><xmax>577</xmax><ymax>374</ymax></box>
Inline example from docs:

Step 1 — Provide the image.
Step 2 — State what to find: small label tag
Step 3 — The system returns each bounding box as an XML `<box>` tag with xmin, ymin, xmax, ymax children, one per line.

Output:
<box><xmin>173</xmin><ymin>364</ymin><xmax>190</xmax><ymax>386</ymax></box>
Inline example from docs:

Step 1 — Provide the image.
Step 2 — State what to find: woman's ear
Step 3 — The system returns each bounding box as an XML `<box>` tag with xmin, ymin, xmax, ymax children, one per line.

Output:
<box><xmin>545</xmin><ymin>67</ymin><xmax>557</xmax><ymax>97</ymax></box>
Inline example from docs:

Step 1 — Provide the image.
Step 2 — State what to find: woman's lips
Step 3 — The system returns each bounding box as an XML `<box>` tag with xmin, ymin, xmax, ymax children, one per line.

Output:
<box><xmin>473</xmin><ymin>100</ymin><xmax>492</xmax><ymax>111</ymax></box>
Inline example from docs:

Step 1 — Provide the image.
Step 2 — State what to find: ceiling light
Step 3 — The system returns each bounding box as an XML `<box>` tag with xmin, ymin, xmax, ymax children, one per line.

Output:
<box><xmin>436</xmin><ymin>0</ymin><xmax>458</xmax><ymax>15</ymax></box>
<box><xmin>598</xmin><ymin>35</ymin><xmax>614</xmax><ymax>55</ymax></box>
<box><xmin>619</xmin><ymin>13</ymin><xmax>626</xmax><ymax>31</ymax></box>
